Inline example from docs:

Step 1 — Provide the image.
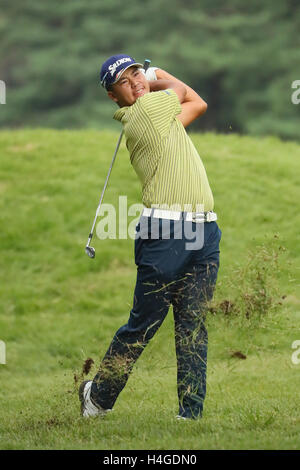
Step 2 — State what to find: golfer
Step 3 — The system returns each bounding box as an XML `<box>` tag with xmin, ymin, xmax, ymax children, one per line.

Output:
<box><xmin>79</xmin><ymin>54</ymin><xmax>222</xmax><ymax>420</ymax></box>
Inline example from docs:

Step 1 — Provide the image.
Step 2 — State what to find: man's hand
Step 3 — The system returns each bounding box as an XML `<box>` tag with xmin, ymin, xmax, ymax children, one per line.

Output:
<box><xmin>154</xmin><ymin>69</ymin><xmax>207</xmax><ymax>128</ymax></box>
<box><xmin>148</xmin><ymin>79</ymin><xmax>187</xmax><ymax>104</ymax></box>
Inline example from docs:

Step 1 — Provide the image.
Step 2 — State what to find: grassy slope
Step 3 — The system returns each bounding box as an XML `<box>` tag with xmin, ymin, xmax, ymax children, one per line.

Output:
<box><xmin>0</xmin><ymin>129</ymin><xmax>299</xmax><ymax>450</ymax></box>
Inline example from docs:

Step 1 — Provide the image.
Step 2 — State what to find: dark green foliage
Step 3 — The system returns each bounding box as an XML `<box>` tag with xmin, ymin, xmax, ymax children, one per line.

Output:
<box><xmin>0</xmin><ymin>0</ymin><xmax>299</xmax><ymax>139</ymax></box>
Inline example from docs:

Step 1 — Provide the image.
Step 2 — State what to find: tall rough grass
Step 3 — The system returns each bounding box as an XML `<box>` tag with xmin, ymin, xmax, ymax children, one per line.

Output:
<box><xmin>209</xmin><ymin>236</ymin><xmax>287</xmax><ymax>322</ymax></box>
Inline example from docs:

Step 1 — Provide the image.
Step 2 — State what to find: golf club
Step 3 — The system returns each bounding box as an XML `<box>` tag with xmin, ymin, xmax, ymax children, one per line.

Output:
<box><xmin>85</xmin><ymin>59</ymin><xmax>151</xmax><ymax>258</ymax></box>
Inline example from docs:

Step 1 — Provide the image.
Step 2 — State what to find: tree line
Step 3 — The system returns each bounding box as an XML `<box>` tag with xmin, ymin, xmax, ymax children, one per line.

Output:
<box><xmin>0</xmin><ymin>0</ymin><xmax>299</xmax><ymax>140</ymax></box>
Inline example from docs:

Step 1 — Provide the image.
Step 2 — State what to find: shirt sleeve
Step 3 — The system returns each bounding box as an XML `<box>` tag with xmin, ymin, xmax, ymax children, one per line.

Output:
<box><xmin>140</xmin><ymin>89</ymin><xmax>182</xmax><ymax>137</ymax></box>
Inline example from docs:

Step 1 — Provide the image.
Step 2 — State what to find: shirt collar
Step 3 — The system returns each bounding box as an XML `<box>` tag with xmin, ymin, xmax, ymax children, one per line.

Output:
<box><xmin>113</xmin><ymin>106</ymin><xmax>129</xmax><ymax>122</ymax></box>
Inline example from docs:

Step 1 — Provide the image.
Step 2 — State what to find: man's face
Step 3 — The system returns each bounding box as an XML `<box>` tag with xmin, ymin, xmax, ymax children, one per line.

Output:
<box><xmin>108</xmin><ymin>66</ymin><xmax>150</xmax><ymax>107</ymax></box>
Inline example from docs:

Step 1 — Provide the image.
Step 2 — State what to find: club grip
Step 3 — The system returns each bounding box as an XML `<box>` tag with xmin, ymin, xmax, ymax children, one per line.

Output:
<box><xmin>143</xmin><ymin>59</ymin><xmax>151</xmax><ymax>72</ymax></box>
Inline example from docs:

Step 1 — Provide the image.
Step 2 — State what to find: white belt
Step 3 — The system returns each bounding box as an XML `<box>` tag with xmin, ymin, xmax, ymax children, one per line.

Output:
<box><xmin>142</xmin><ymin>208</ymin><xmax>217</xmax><ymax>223</ymax></box>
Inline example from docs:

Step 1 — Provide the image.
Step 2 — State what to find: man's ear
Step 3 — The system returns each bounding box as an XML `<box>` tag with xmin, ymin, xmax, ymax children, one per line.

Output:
<box><xmin>107</xmin><ymin>91</ymin><xmax>118</xmax><ymax>103</ymax></box>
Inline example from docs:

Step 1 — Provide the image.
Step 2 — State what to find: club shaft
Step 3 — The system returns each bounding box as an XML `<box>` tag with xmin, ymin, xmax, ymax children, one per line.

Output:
<box><xmin>143</xmin><ymin>59</ymin><xmax>151</xmax><ymax>72</ymax></box>
<box><xmin>87</xmin><ymin>129</ymin><xmax>124</xmax><ymax>245</ymax></box>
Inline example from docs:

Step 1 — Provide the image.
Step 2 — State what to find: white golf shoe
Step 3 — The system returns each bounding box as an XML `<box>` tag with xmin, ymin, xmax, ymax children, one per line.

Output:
<box><xmin>79</xmin><ymin>380</ymin><xmax>111</xmax><ymax>418</ymax></box>
<box><xmin>175</xmin><ymin>415</ymin><xmax>188</xmax><ymax>421</ymax></box>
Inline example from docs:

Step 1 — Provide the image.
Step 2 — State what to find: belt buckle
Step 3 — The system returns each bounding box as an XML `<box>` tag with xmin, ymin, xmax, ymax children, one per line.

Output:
<box><xmin>205</xmin><ymin>212</ymin><xmax>216</xmax><ymax>222</ymax></box>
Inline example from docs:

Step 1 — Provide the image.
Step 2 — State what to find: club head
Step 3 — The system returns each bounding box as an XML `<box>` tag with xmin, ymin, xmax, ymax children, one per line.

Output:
<box><xmin>85</xmin><ymin>246</ymin><xmax>95</xmax><ymax>258</ymax></box>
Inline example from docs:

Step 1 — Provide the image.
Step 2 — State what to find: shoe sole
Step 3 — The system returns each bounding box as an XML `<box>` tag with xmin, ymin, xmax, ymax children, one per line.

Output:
<box><xmin>79</xmin><ymin>380</ymin><xmax>91</xmax><ymax>416</ymax></box>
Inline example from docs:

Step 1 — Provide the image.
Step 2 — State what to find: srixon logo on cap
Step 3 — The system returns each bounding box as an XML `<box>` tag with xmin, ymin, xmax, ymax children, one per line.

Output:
<box><xmin>108</xmin><ymin>57</ymin><xmax>132</xmax><ymax>77</ymax></box>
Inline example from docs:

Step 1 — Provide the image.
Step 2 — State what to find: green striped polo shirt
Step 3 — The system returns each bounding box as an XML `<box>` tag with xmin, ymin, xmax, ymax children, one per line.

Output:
<box><xmin>113</xmin><ymin>89</ymin><xmax>214</xmax><ymax>212</ymax></box>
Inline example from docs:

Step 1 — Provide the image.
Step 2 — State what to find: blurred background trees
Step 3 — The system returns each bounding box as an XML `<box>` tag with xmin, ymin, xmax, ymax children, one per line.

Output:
<box><xmin>0</xmin><ymin>0</ymin><xmax>299</xmax><ymax>139</ymax></box>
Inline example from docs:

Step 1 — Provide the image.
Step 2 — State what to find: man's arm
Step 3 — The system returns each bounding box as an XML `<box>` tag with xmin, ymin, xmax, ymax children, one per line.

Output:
<box><xmin>148</xmin><ymin>79</ymin><xmax>187</xmax><ymax>104</ymax></box>
<box><xmin>153</xmin><ymin>69</ymin><xmax>207</xmax><ymax>128</ymax></box>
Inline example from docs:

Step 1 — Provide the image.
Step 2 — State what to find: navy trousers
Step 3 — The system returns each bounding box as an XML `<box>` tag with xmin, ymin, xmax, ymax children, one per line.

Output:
<box><xmin>91</xmin><ymin>216</ymin><xmax>221</xmax><ymax>418</ymax></box>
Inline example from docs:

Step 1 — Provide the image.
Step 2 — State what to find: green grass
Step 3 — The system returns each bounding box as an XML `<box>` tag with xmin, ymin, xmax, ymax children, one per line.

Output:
<box><xmin>0</xmin><ymin>129</ymin><xmax>299</xmax><ymax>450</ymax></box>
